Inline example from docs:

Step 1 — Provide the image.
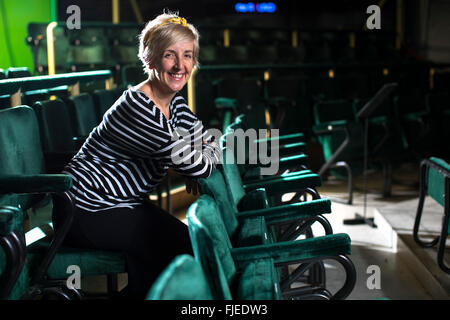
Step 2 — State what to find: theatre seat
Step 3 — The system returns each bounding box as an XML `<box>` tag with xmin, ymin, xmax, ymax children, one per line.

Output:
<box><xmin>187</xmin><ymin>195</ymin><xmax>356</xmax><ymax>300</ymax></box>
<box><xmin>146</xmin><ymin>254</ymin><xmax>214</xmax><ymax>300</ymax></box>
<box><xmin>32</xmin><ymin>99</ymin><xmax>83</xmax><ymax>173</ymax></box>
<box><xmin>66</xmin><ymin>92</ymin><xmax>100</xmax><ymax>137</ymax></box>
<box><xmin>0</xmin><ymin>106</ymin><xmax>126</xmax><ymax>299</ymax></box>
<box><xmin>413</xmin><ymin>157</ymin><xmax>450</xmax><ymax>274</ymax></box>
<box><xmin>198</xmin><ymin>168</ymin><xmax>332</xmax><ymax>248</ymax></box>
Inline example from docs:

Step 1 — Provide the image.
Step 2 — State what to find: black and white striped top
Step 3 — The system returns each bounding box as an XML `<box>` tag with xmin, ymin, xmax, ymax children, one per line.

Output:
<box><xmin>63</xmin><ymin>88</ymin><xmax>221</xmax><ymax>212</ymax></box>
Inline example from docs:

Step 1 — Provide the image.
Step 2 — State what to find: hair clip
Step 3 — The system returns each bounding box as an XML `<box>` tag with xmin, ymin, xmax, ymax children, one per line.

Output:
<box><xmin>166</xmin><ymin>17</ymin><xmax>187</xmax><ymax>27</ymax></box>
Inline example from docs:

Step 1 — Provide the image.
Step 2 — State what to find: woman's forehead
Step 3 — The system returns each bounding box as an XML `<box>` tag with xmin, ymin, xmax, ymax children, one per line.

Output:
<box><xmin>165</xmin><ymin>39</ymin><xmax>194</xmax><ymax>51</ymax></box>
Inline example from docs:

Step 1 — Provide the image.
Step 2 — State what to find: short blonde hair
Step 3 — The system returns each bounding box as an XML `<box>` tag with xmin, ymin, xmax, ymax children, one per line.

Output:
<box><xmin>138</xmin><ymin>12</ymin><xmax>200</xmax><ymax>77</ymax></box>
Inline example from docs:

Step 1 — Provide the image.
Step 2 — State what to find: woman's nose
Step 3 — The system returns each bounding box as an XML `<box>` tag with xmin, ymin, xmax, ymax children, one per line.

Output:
<box><xmin>173</xmin><ymin>55</ymin><xmax>180</xmax><ymax>69</ymax></box>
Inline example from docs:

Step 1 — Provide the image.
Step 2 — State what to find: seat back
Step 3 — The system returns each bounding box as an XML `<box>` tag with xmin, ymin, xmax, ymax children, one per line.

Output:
<box><xmin>67</xmin><ymin>93</ymin><xmax>99</xmax><ymax>137</ymax></box>
<box><xmin>187</xmin><ymin>195</ymin><xmax>235</xmax><ymax>300</ymax></box>
<box><xmin>146</xmin><ymin>254</ymin><xmax>214</xmax><ymax>300</ymax></box>
<box><xmin>426</xmin><ymin>157</ymin><xmax>450</xmax><ymax>208</ymax></box>
<box><xmin>222</xmin><ymin>121</ymin><xmax>260</xmax><ymax>178</ymax></box>
<box><xmin>0</xmin><ymin>106</ymin><xmax>46</xmax><ymax>209</ymax></box>
<box><xmin>92</xmin><ymin>88</ymin><xmax>120</xmax><ymax>122</ymax></box>
<box><xmin>32</xmin><ymin>99</ymin><xmax>76</xmax><ymax>153</ymax></box>
<box><xmin>313</xmin><ymin>99</ymin><xmax>357</xmax><ymax>125</ymax></box>
<box><xmin>5</xmin><ymin>67</ymin><xmax>31</xmax><ymax>79</ymax></box>
<box><xmin>197</xmin><ymin>170</ymin><xmax>239</xmax><ymax>238</ymax></box>
<box><xmin>220</xmin><ymin>146</ymin><xmax>247</xmax><ymax>208</ymax></box>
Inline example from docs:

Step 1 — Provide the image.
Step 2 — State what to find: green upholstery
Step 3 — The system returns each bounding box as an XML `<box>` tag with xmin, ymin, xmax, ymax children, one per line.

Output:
<box><xmin>427</xmin><ymin>157</ymin><xmax>450</xmax><ymax>207</ymax></box>
<box><xmin>413</xmin><ymin>157</ymin><xmax>450</xmax><ymax>274</ymax></box>
<box><xmin>92</xmin><ymin>88</ymin><xmax>122</xmax><ymax>122</ymax></box>
<box><xmin>187</xmin><ymin>195</ymin><xmax>355</xmax><ymax>300</ymax></box>
<box><xmin>198</xmin><ymin>169</ymin><xmax>332</xmax><ymax>247</ymax></box>
<box><xmin>0</xmin><ymin>174</ymin><xmax>72</xmax><ymax>195</ymax></box>
<box><xmin>237</xmin><ymin>258</ymin><xmax>281</xmax><ymax>300</ymax></box>
<box><xmin>313</xmin><ymin>99</ymin><xmax>363</xmax><ymax>165</ymax></box>
<box><xmin>146</xmin><ymin>255</ymin><xmax>214</xmax><ymax>300</ymax></box>
<box><xmin>5</xmin><ymin>67</ymin><xmax>31</xmax><ymax>79</ymax></box>
<box><xmin>0</xmin><ymin>70</ymin><xmax>112</xmax><ymax>96</ymax></box>
<box><xmin>67</xmin><ymin>93</ymin><xmax>99</xmax><ymax>137</ymax></box>
<box><xmin>220</xmin><ymin>146</ymin><xmax>321</xmax><ymax>209</ymax></box>
<box><xmin>187</xmin><ymin>196</ymin><xmax>279</xmax><ymax>300</ymax></box>
<box><xmin>32</xmin><ymin>99</ymin><xmax>79</xmax><ymax>154</ymax></box>
<box><xmin>224</xmin><ymin>117</ymin><xmax>309</xmax><ymax>182</ymax></box>
<box><xmin>0</xmin><ymin>106</ymin><xmax>47</xmax><ymax>209</ymax></box>
<box><xmin>32</xmin><ymin>98</ymin><xmax>83</xmax><ymax>173</ymax></box>
<box><xmin>0</xmin><ymin>105</ymin><xmax>126</xmax><ymax>299</ymax></box>
<box><xmin>121</xmin><ymin>65</ymin><xmax>147</xmax><ymax>87</ymax></box>
<box><xmin>27</xmin><ymin>243</ymin><xmax>126</xmax><ymax>279</ymax></box>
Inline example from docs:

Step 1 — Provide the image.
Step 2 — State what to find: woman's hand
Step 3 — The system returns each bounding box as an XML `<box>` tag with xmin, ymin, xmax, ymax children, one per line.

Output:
<box><xmin>184</xmin><ymin>177</ymin><xmax>198</xmax><ymax>195</ymax></box>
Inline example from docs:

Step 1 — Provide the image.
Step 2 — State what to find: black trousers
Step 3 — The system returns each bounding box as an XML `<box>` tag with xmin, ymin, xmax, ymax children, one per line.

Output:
<box><xmin>52</xmin><ymin>198</ymin><xmax>193</xmax><ymax>299</ymax></box>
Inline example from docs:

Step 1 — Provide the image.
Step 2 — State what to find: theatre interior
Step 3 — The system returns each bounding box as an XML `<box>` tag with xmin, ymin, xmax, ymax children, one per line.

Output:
<box><xmin>0</xmin><ymin>0</ymin><xmax>449</xmax><ymax>301</ymax></box>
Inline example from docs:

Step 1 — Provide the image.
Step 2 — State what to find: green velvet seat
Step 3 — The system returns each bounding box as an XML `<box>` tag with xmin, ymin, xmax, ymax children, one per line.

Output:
<box><xmin>223</xmin><ymin>119</ymin><xmax>310</xmax><ymax>187</ymax></box>
<box><xmin>121</xmin><ymin>65</ymin><xmax>147</xmax><ymax>88</ymax></box>
<box><xmin>413</xmin><ymin>157</ymin><xmax>450</xmax><ymax>274</ymax></box>
<box><xmin>66</xmin><ymin>92</ymin><xmax>100</xmax><ymax>137</ymax></box>
<box><xmin>312</xmin><ymin>99</ymin><xmax>367</xmax><ymax>204</ymax></box>
<box><xmin>146</xmin><ymin>254</ymin><xmax>214</xmax><ymax>300</ymax></box>
<box><xmin>187</xmin><ymin>195</ymin><xmax>356</xmax><ymax>300</ymax></box>
<box><xmin>198</xmin><ymin>168</ymin><xmax>333</xmax><ymax>247</ymax></box>
<box><xmin>92</xmin><ymin>88</ymin><xmax>123</xmax><ymax>123</ymax></box>
<box><xmin>219</xmin><ymin>144</ymin><xmax>322</xmax><ymax>210</ymax></box>
<box><xmin>32</xmin><ymin>98</ymin><xmax>84</xmax><ymax>173</ymax></box>
<box><xmin>0</xmin><ymin>106</ymin><xmax>126</xmax><ymax>299</ymax></box>
<box><xmin>226</xmin><ymin>116</ymin><xmax>308</xmax><ymax>165</ymax></box>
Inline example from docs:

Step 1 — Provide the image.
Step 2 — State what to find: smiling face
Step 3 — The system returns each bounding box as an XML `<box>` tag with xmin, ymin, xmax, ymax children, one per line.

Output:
<box><xmin>153</xmin><ymin>39</ymin><xmax>194</xmax><ymax>95</ymax></box>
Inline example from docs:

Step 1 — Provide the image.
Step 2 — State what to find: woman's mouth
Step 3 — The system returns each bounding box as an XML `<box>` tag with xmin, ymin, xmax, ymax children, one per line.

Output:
<box><xmin>169</xmin><ymin>73</ymin><xmax>184</xmax><ymax>80</ymax></box>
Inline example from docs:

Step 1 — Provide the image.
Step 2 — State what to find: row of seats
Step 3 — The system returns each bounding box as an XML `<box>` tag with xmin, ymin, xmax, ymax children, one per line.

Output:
<box><xmin>202</xmin><ymin>64</ymin><xmax>449</xmax><ymax>205</ymax></box>
<box><xmin>197</xmin><ymin>64</ymin><xmax>446</xmax><ymax>138</ymax></box>
<box><xmin>177</xmin><ymin>26</ymin><xmax>398</xmax><ymax>65</ymax></box>
<box><xmin>25</xmin><ymin>22</ymin><xmax>402</xmax><ymax>76</ymax></box>
<box><xmin>147</xmin><ymin>113</ymin><xmax>357</xmax><ymax>299</ymax></box>
<box><xmin>26</xmin><ymin>23</ymin><xmax>141</xmax><ymax>75</ymax></box>
<box><xmin>0</xmin><ymin>102</ymin><xmax>127</xmax><ymax>299</ymax></box>
<box><xmin>148</xmin><ymin>154</ymin><xmax>450</xmax><ymax>299</ymax></box>
<box><xmin>0</xmin><ymin>92</ymin><xmax>358</xmax><ymax>300</ymax></box>
<box><xmin>312</xmin><ymin>89</ymin><xmax>450</xmax><ymax>200</ymax></box>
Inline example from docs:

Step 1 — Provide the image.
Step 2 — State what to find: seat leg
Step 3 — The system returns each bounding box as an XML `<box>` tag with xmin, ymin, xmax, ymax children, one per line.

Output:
<box><xmin>107</xmin><ymin>274</ymin><xmax>119</xmax><ymax>295</ymax></box>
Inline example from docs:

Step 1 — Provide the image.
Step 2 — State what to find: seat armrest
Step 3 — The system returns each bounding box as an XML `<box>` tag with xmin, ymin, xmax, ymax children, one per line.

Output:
<box><xmin>235</xmin><ymin>198</ymin><xmax>331</xmax><ymax>224</ymax></box>
<box><xmin>231</xmin><ymin>233</ymin><xmax>351</xmax><ymax>265</ymax></box>
<box><xmin>238</xmin><ymin>188</ymin><xmax>269</xmax><ymax>211</ymax></box>
<box><xmin>0</xmin><ymin>174</ymin><xmax>73</xmax><ymax>194</ymax></box>
<box><xmin>244</xmin><ymin>173</ymin><xmax>322</xmax><ymax>195</ymax></box>
<box><xmin>312</xmin><ymin>120</ymin><xmax>349</xmax><ymax>136</ymax></box>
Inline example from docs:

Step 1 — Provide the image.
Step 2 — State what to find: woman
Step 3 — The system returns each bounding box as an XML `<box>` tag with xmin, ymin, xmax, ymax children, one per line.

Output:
<box><xmin>53</xmin><ymin>12</ymin><xmax>221</xmax><ymax>299</ymax></box>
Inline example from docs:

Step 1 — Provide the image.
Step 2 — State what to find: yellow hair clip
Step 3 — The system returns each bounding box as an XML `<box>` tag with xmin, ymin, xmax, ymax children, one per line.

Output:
<box><xmin>166</xmin><ymin>17</ymin><xmax>187</xmax><ymax>27</ymax></box>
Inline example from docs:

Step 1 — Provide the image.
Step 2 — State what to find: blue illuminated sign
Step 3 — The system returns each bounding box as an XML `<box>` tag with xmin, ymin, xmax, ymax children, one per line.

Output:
<box><xmin>235</xmin><ymin>2</ymin><xmax>276</xmax><ymax>13</ymax></box>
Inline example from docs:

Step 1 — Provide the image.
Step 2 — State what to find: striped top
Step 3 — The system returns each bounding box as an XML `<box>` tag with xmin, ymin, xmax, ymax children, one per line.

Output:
<box><xmin>63</xmin><ymin>88</ymin><xmax>221</xmax><ymax>212</ymax></box>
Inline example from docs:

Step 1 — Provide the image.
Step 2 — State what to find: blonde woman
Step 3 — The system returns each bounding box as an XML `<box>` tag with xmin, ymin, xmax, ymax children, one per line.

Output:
<box><xmin>53</xmin><ymin>12</ymin><xmax>220</xmax><ymax>299</ymax></box>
